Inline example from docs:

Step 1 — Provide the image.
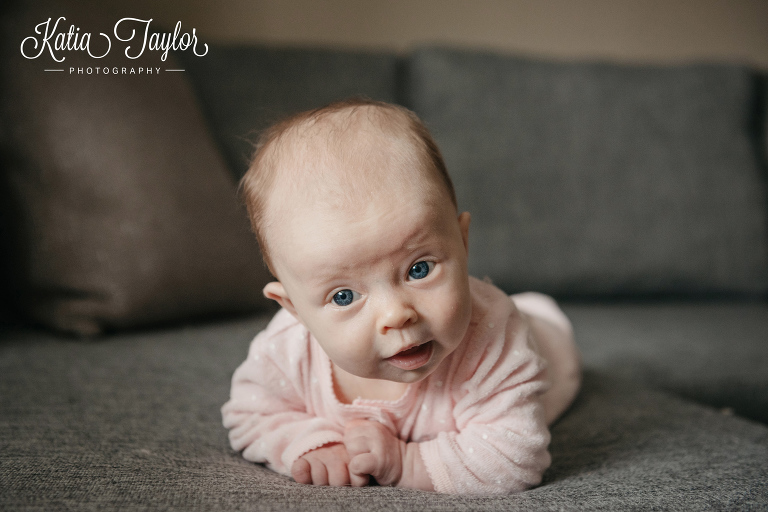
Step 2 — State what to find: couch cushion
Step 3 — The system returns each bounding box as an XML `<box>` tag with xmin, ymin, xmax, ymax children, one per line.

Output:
<box><xmin>564</xmin><ymin>301</ymin><xmax>768</xmax><ymax>424</ymax></box>
<box><xmin>179</xmin><ymin>45</ymin><xmax>400</xmax><ymax>179</ymax></box>
<box><xmin>0</xmin><ymin>3</ymin><xmax>273</xmax><ymax>336</ymax></box>
<box><xmin>1</xmin><ymin>320</ymin><xmax>766</xmax><ymax>510</ymax></box>
<box><xmin>406</xmin><ymin>47</ymin><xmax>768</xmax><ymax>298</ymax></box>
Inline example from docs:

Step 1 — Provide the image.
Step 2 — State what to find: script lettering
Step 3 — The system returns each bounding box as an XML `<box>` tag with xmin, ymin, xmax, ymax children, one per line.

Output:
<box><xmin>20</xmin><ymin>16</ymin><xmax>110</xmax><ymax>61</ymax></box>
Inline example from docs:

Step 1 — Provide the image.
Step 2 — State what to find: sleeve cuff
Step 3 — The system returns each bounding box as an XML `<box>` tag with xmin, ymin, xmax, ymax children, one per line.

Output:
<box><xmin>419</xmin><ymin>437</ymin><xmax>456</xmax><ymax>494</ymax></box>
<box><xmin>282</xmin><ymin>430</ymin><xmax>344</xmax><ymax>473</ymax></box>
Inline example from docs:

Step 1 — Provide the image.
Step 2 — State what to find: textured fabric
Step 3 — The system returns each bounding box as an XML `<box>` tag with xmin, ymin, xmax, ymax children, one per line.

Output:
<box><xmin>1</xmin><ymin>315</ymin><xmax>767</xmax><ymax>510</ymax></box>
<box><xmin>0</xmin><ymin>3</ymin><xmax>273</xmax><ymax>335</ymax></box>
<box><xmin>405</xmin><ymin>47</ymin><xmax>768</xmax><ymax>298</ymax></box>
<box><xmin>564</xmin><ymin>301</ymin><xmax>768</xmax><ymax>424</ymax></box>
<box><xmin>222</xmin><ymin>278</ymin><xmax>581</xmax><ymax>494</ymax></box>
<box><xmin>179</xmin><ymin>45</ymin><xmax>400</xmax><ymax>179</ymax></box>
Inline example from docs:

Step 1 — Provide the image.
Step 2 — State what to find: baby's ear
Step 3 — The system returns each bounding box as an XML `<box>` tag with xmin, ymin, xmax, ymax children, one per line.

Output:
<box><xmin>458</xmin><ymin>211</ymin><xmax>471</xmax><ymax>253</ymax></box>
<box><xmin>263</xmin><ymin>281</ymin><xmax>301</xmax><ymax>320</ymax></box>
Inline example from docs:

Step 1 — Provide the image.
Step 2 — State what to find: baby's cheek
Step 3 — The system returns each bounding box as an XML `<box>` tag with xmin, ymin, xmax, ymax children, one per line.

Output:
<box><xmin>325</xmin><ymin>331</ymin><xmax>378</xmax><ymax>374</ymax></box>
<box><xmin>338</xmin><ymin>346</ymin><xmax>374</xmax><ymax>371</ymax></box>
<box><xmin>441</xmin><ymin>284</ymin><xmax>472</xmax><ymax>341</ymax></box>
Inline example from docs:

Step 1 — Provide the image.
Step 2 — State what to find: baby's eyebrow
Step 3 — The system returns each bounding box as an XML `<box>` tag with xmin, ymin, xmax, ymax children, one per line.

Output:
<box><xmin>402</xmin><ymin>224</ymin><xmax>434</xmax><ymax>253</ymax></box>
<box><xmin>305</xmin><ymin>268</ymin><xmax>347</xmax><ymax>287</ymax></box>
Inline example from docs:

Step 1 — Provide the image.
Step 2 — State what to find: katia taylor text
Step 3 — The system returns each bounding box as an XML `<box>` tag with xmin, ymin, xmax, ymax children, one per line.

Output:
<box><xmin>21</xmin><ymin>17</ymin><xmax>209</xmax><ymax>62</ymax></box>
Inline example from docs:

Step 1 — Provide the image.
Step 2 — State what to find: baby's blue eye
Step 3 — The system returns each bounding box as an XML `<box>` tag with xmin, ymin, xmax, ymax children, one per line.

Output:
<box><xmin>408</xmin><ymin>261</ymin><xmax>433</xmax><ymax>280</ymax></box>
<box><xmin>332</xmin><ymin>289</ymin><xmax>358</xmax><ymax>306</ymax></box>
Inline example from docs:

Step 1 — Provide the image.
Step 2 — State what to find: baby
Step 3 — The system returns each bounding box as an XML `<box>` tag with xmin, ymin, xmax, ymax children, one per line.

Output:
<box><xmin>222</xmin><ymin>98</ymin><xmax>581</xmax><ymax>494</ymax></box>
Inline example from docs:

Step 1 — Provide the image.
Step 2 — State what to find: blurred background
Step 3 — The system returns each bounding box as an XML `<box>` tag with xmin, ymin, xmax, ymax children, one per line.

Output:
<box><xmin>74</xmin><ymin>0</ymin><xmax>768</xmax><ymax>69</ymax></box>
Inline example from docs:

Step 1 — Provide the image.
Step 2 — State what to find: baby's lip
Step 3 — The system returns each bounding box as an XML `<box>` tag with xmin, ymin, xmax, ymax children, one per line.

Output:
<box><xmin>385</xmin><ymin>341</ymin><xmax>433</xmax><ymax>371</ymax></box>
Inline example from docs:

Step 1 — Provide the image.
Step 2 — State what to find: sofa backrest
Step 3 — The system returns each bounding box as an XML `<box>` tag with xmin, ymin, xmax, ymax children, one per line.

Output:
<box><xmin>403</xmin><ymin>48</ymin><xmax>768</xmax><ymax>298</ymax></box>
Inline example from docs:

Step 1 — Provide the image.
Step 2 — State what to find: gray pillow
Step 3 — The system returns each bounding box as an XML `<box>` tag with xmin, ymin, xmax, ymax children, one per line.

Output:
<box><xmin>406</xmin><ymin>47</ymin><xmax>768</xmax><ymax>297</ymax></box>
<box><xmin>0</xmin><ymin>3</ymin><xmax>272</xmax><ymax>335</ymax></box>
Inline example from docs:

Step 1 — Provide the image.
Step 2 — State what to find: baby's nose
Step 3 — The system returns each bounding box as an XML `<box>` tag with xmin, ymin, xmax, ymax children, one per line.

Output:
<box><xmin>377</xmin><ymin>293</ymin><xmax>418</xmax><ymax>334</ymax></box>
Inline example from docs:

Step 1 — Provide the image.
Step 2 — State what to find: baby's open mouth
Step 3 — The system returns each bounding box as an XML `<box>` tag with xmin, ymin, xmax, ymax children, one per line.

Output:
<box><xmin>386</xmin><ymin>341</ymin><xmax>433</xmax><ymax>370</ymax></box>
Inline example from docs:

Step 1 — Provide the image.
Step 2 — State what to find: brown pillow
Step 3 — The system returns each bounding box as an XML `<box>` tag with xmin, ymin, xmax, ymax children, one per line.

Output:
<box><xmin>0</xmin><ymin>2</ymin><xmax>273</xmax><ymax>335</ymax></box>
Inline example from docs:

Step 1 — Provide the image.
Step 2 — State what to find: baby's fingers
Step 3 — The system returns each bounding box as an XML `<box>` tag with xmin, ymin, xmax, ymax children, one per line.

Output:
<box><xmin>291</xmin><ymin>458</ymin><xmax>313</xmax><ymax>485</ymax></box>
<box><xmin>349</xmin><ymin>452</ymin><xmax>378</xmax><ymax>477</ymax></box>
<box><xmin>291</xmin><ymin>456</ymin><xmax>331</xmax><ymax>486</ymax></box>
<box><xmin>349</xmin><ymin>470</ymin><xmax>370</xmax><ymax>487</ymax></box>
<box><xmin>309</xmin><ymin>459</ymin><xmax>329</xmax><ymax>486</ymax></box>
<box><xmin>326</xmin><ymin>458</ymin><xmax>351</xmax><ymax>487</ymax></box>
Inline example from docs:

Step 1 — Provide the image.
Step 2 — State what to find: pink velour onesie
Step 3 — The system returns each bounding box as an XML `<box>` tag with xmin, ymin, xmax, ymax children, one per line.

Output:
<box><xmin>222</xmin><ymin>276</ymin><xmax>581</xmax><ymax>494</ymax></box>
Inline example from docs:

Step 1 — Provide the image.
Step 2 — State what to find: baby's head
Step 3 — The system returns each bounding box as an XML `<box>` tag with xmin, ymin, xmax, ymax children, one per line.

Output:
<box><xmin>241</xmin><ymin>98</ymin><xmax>473</xmax><ymax>384</ymax></box>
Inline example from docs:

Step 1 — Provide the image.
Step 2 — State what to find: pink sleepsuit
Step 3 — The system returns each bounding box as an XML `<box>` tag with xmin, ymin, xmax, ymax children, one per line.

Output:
<box><xmin>222</xmin><ymin>277</ymin><xmax>581</xmax><ymax>494</ymax></box>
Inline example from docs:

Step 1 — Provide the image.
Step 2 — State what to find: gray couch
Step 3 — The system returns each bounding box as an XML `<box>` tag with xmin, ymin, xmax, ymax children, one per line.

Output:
<box><xmin>2</xmin><ymin>3</ymin><xmax>768</xmax><ymax>510</ymax></box>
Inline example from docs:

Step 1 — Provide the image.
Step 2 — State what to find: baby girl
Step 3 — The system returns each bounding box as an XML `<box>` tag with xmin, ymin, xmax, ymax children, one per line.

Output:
<box><xmin>222</xmin><ymin>98</ymin><xmax>581</xmax><ymax>494</ymax></box>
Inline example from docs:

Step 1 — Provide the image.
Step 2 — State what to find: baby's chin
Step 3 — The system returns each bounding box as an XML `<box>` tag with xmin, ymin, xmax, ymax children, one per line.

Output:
<box><xmin>337</xmin><ymin>357</ymin><xmax>436</xmax><ymax>384</ymax></box>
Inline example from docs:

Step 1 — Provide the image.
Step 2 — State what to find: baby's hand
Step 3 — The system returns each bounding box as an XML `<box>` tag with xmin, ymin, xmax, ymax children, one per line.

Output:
<box><xmin>344</xmin><ymin>419</ymin><xmax>404</xmax><ymax>487</ymax></box>
<box><xmin>291</xmin><ymin>443</ymin><xmax>355</xmax><ymax>487</ymax></box>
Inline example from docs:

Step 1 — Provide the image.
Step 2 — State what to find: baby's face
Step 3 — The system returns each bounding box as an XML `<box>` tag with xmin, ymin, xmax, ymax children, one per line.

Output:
<box><xmin>265</xmin><ymin>176</ymin><xmax>472</xmax><ymax>384</ymax></box>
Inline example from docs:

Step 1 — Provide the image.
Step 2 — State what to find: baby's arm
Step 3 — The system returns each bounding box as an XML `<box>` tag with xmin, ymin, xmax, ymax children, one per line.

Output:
<box><xmin>223</xmin><ymin>360</ymin><xmax>345</xmax><ymax>479</ymax></box>
<box><xmin>222</xmin><ymin>312</ymin><xmax>348</xmax><ymax>481</ymax></box>
<box><xmin>418</xmin><ymin>308</ymin><xmax>552</xmax><ymax>494</ymax></box>
<box><xmin>416</xmin><ymin>314</ymin><xmax>552</xmax><ymax>493</ymax></box>
<box><xmin>420</xmin><ymin>383</ymin><xmax>550</xmax><ymax>494</ymax></box>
